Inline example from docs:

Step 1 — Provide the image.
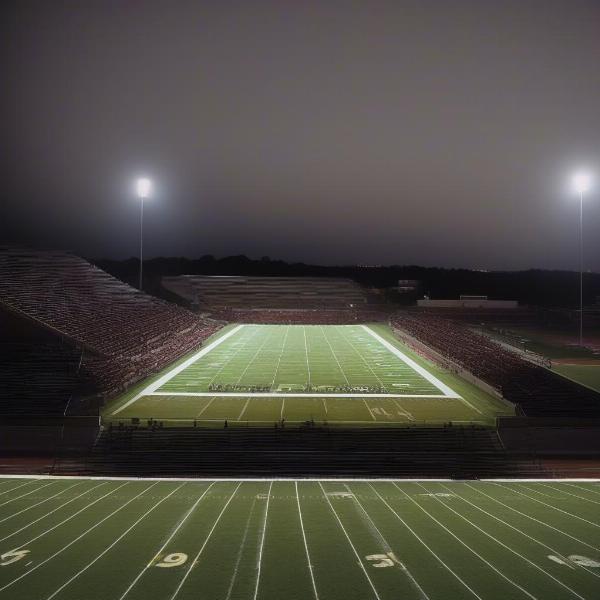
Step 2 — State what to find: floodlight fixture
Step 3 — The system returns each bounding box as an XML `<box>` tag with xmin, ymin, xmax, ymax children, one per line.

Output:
<box><xmin>136</xmin><ymin>177</ymin><xmax>152</xmax><ymax>199</ymax></box>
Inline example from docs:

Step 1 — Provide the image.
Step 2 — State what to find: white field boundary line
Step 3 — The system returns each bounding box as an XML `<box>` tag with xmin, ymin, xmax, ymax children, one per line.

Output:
<box><xmin>2</xmin><ymin>475</ymin><xmax>600</xmax><ymax>483</ymax></box>
<box><xmin>392</xmin><ymin>483</ymin><xmax>539</xmax><ymax>600</ymax></box>
<box><xmin>112</xmin><ymin>325</ymin><xmax>245</xmax><ymax>415</ymax></box>
<box><xmin>119</xmin><ymin>482</ymin><xmax>216</xmax><ymax>599</ymax></box>
<box><xmin>295</xmin><ymin>482</ymin><xmax>319</xmax><ymax>600</ymax></box>
<box><xmin>368</xmin><ymin>483</ymin><xmax>483</xmax><ymax>600</ymax></box>
<box><xmin>416</xmin><ymin>482</ymin><xmax>588</xmax><ymax>599</ymax></box>
<box><xmin>253</xmin><ymin>480</ymin><xmax>273</xmax><ymax>600</ymax></box>
<box><xmin>361</xmin><ymin>325</ymin><xmax>461</xmax><ymax>399</ymax></box>
<box><xmin>318</xmin><ymin>481</ymin><xmax>382</xmax><ymax>600</ymax></box>
<box><xmin>145</xmin><ymin>392</ymin><xmax>455</xmax><ymax>398</ymax></box>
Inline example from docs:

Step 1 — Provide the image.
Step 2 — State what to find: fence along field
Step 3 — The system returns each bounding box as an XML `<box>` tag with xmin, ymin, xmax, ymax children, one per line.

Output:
<box><xmin>0</xmin><ymin>477</ymin><xmax>599</xmax><ymax>599</ymax></box>
<box><xmin>106</xmin><ymin>324</ymin><xmax>512</xmax><ymax>426</ymax></box>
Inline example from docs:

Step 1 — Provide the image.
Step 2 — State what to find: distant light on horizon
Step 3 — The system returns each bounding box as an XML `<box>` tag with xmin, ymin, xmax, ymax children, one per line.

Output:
<box><xmin>572</xmin><ymin>172</ymin><xmax>592</xmax><ymax>194</ymax></box>
<box><xmin>136</xmin><ymin>177</ymin><xmax>152</xmax><ymax>199</ymax></box>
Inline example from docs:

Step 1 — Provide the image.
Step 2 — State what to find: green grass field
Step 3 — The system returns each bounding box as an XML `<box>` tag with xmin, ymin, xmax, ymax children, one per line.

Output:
<box><xmin>553</xmin><ymin>364</ymin><xmax>600</xmax><ymax>393</ymax></box>
<box><xmin>0</xmin><ymin>477</ymin><xmax>599</xmax><ymax>599</ymax></box>
<box><xmin>104</xmin><ymin>324</ymin><xmax>512</xmax><ymax>427</ymax></box>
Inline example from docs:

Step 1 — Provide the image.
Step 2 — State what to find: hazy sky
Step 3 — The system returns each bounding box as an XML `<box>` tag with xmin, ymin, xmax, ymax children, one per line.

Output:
<box><xmin>2</xmin><ymin>0</ymin><xmax>600</xmax><ymax>270</ymax></box>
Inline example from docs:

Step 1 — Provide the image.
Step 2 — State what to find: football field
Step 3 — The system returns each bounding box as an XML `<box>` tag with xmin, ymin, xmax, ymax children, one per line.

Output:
<box><xmin>106</xmin><ymin>324</ymin><xmax>512</xmax><ymax>426</ymax></box>
<box><xmin>0</xmin><ymin>477</ymin><xmax>599</xmax><ymax>599</ymax></box>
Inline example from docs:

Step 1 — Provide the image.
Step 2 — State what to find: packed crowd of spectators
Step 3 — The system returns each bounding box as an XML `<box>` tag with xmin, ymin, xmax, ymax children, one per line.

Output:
<box><xmin>391</xmin><ymin>311</ymin><xmax>600</xmax><ymax>418</ymax></box>
<box><xmin>0</xmin><ymin>247</ymin><xmax>221</xmax><ymax>410</ymax></box>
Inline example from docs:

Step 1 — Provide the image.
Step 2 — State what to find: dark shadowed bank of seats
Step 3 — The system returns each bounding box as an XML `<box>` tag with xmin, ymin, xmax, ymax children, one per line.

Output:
<box><xmin>75</xmin><ymin>425</ymin><xmax>542</xmax><ymax>478</ymax></box>
<box><xmin>0</xmin><ymin>246</ymin><xmax>222</xmax><ymax>415</ymax></box>
<box><xmin>210</xmin><ymin>308</ymin><xmax>392</xmax><ymax>324</ymax></box>
<box><xmin>391</xmin><ymin>311</ymin><xmax>600</xmax><ymax>418</ymax></box>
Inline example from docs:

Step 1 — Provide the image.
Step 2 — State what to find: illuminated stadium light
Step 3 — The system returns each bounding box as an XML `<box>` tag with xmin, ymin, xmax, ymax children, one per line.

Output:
<box><xmin>136</xmin><ymin>177</ymin><xmax>152</xmax><ymax>199</ymax></box>
<box><xmin>571</xmin><ymin>170</ymin><xmax>593</xmax><ymax>347</ymax></box>
<box><xmin>573</xmin><ymin>171</ymin><xmax>592</xmax><ymax>194</ymax></box>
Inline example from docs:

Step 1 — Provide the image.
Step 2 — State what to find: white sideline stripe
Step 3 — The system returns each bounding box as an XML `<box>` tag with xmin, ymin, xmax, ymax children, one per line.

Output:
<box><xmin>394</xmin><ymin>483</ymin><xmax>539</xmax><ymax>600</ymax></box>
<box><xmin>253</xmin><ymin>481</ymin><xmax>273</xmax><ymax>600</ymax></box>
<box><xmin>418</xmin><ymin>482</ymin><xmax>588</xmax><ymax>599</ymax></box>
<box><xmin>112</xmin><ymin>325</ymin><xmax>245</xmax><ymax>415</ymax></box>
<box><xmin>369</xmin><ymin>483</ymin><xmax>483</xmax><ymax>600</ymax></box>
<box><xmin>318</xmin><ymin>481</ymin><xmax>382</xmax><ymax>600</ymax></box>
<box><xmin>2</xmin><ymin>475</ymin><xmax>600</xmax><ymax>482</ymax></box>
<box><xmin>0</xmin><ymin>482</ymin><xmax>157</xmax><ymax>592</ymax></box>
<box><xmin>361</xmin><ymin>325</ymin><xmax>461</xmax><ymax>399</ymax></box>
<box><xmin>146</xmin><ymin>392</ymin><xmax>455</xmax><ymax>399</ymax></box>
<box><xmin>45</xmin><ymin>482</ymin><xmax>187</xmax><ymax>600</ymax></box>
<box><xmin>119</xmin><ymin>482</ymin><xmax>216</xmax><ymax>599</ymax></box>
<box><xmin>296</xmin><ymin>482</ymin><xmax>319</xmax><ymax>600</ymax></box>
<box><xmin>170</xmin><ymin>482</ymin><xmax>243</xmax><ymax>600</ymax></box>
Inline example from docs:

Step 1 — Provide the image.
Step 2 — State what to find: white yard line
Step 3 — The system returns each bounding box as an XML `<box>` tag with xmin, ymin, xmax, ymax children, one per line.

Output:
<box><xmin>319</xmin><ymin>326</ymin><xmax>350</xmax><ymax>385</ymax></box>
<box><xmin>147</xmin><ymin>391</ymin><xmax>454</xmax><ymax>398</ymax></box>
<box><xmin>563</xmin><ymin>482</ymin><xmax>600</xmax><ymax>498</ymax></box>
<box><xmin>0</xmin><ymin>481</ymin><xmax>83</xmax><ymax>524</ymax></box>
<box><xmin>45</xmin><ymin>483</ymin><xmax>187</xmax><ymax>600</ymax></box>
<box><xmin>345</xmin><ymin>483</ymin><xmax>430</xmax><ymax>600</ymax></box>
<box><xmin>225</xmin><ymin>495</ymin><xmax>259</xmax><ymax>600</ymax></box>
<box><xmin>112</xmin><ymin>325</ymin><xmax>245</xmax><ymax>415</ymax></box>
<box><xmin>501</xmin><ymin>483</ymin><xmax>600</xmax><ymax>529</ymax></box>
<box><xmin>303</xmin><ymin>326</ymin><xmax>312</xmax><ymax>387</ymax></box>
<box><xmin>393</xmin><ymin>483</ymin><xmax>538</xmax><ymax>600</ymax></box>
<box><xmin>441</xmin><ymin>483</ymin><xmax>600</xmax><ymax>581</ymax></box>
<box><xmin>361</xmin><ymin>326</ymin><xmax>461</xmax><ymax>399</ymax></box>
<box><xmin>280</xmin><ymin>397</ymin><xmax>286</xmax><ymax>420</ymax></box>
<box><xmin>0</xmin><ymin>480</ymin><xmax>35</xmax><ymax>497</ymax></box>
<box><xmin>170</xmin><ymin>482</ymin><xmax>243</xmax><ymax>600</ymax></box>
<box><xmin>0</xmin><ymin>482</ymin><xmax>108</xmax><ymax>544</ymax></box>
<box><xmin>270</xmin><ymin>325</ymin><xmax>290</xmax><ymax>389</ymax></box>
<box><xmin>253</xmin><ymin>480</ymin><xmax>273</xmax><ymax>600</ymax></box>
<box><xmin>119</xmin><ymin>482</ymin><xmax>216</xmax><ymax>599</ymax></box>
<box><xmin>196</xmin><ymin>396</ymin><xmax>218</xmax><ymax>418</ymax></box>
<box><xmin>0</xmin><ymin>482</ymin><xmax>157</xmax><ymax>593</ymax></box>
<box><xmin>295</xmin><ymin>482</ymin><xmax>319</xmax><ymax>600</ymax></box>
<box><xmin>237</xmin><ymin>397</ymin><xmax>252</xmax><ymax>421</ymax></box>
<box><xmin>416</xmin><ymin>483</ymin><xmax>587</xmax><ymax>599</ymax></box>
<box><xmin>0</xmin><ymin>481</ymin><xmax>55</xmax><ymax>509</ymax></box>
<box><xmin>465</xmin><ymin>483</ymin><xmax>600</xmax><ymax>554</ymax></box>
<box><xmin>233</xmin><ymin>328</ymin><xmax>276</xmax><ymax>387</ymax></box>
<box><xmin>363</xmin><ymin>398</ymin><xmax>377</xmax><ymax>421</ymax></box>
<box><xmin>318</xmin><ymin>481</ymin><xmax>382</xmax><ymax>600</ymax></box>
<box><xmin>368</xmin><ymin>483</ymin><xmax>483</xmax><ymax>600</ymax></box>
<box><xmin>392</xmin><ymin>398</ymin><xmax>415</xmax><ymax>421</ymax></box>
<box><xmin>538</xmin><ymin>482</ymin><xmax>600</xmax><ymax>506</ymax></box>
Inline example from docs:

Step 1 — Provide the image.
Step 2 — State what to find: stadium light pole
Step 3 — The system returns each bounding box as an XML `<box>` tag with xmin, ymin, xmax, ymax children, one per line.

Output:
<box><xmin>136</xmin><ymin>177</ymin><xmax>152</xmax><ymax>291</ymax></box>
<box><xmin>572</xmin><ymin>171</ymin><xmax>592</xmax><ymax>346</ymax></box>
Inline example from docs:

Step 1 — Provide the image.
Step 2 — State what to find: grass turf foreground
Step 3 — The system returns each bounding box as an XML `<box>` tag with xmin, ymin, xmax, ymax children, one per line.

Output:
<box><xmin>0</xmin><ymin>477</ymin><xmax>599</xmax><ymax>599</ymax></box>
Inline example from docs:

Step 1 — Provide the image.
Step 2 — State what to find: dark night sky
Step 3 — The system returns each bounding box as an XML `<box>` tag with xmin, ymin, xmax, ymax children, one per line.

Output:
<box><xmin>2</xmin><ymin>0</ymin><xmax>600</xmax><ymax>270</ymax></box>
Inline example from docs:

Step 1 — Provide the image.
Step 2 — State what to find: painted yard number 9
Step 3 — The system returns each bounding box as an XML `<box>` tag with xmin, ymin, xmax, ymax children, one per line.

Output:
<box><xmin>154</xmin><ymin>553</ymin><xmax>188</xmax><ymax>568</ymax></box>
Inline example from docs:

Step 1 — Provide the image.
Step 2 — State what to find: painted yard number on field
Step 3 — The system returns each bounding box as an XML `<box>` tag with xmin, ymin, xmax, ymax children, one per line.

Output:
<box><xmin>366</xmin><ymin>552</ymin><xmax>401</xmax><ymax>568</ymax></box>
<box><xmin>154</xmin><ymin>553</ymin><xmax>188</xmax><ymax>568</ymax></box>
<box><xmin>548</xmin><ymin>555</ymin><xmax>600</xmax><ymax>568</ymax></box>
<box><xmin>1</xmin><ymin>549</ymin><xmax>30</xmax><ymax>566</ymax></box>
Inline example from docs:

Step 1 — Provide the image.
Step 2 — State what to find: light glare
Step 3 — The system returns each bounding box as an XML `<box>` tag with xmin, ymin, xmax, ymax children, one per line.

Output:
<box><xmin>573</xmin><ymin>172</ymin><xmax>592</xmax><ymax>194</ymax></box>
<box><xmin>136</xmin><ymin>177</ymin><xmax>152</xmax><ymax>199</ymax></box>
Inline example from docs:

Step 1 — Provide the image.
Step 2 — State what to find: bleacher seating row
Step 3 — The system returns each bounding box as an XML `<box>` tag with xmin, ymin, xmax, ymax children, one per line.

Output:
<box><xmin>79</xmin><ymin>425</ymin><xmax>541</xmax><ymax>478</ymax></box>
<box><xmin>210</xmin><ymin>307</ymin><xmax>391</xmax><ymax>324</ymax></box>
<box><xmin>0</xmin><ymin>247</ymin><xmax>221</xmax><ymax>413</ymax></box>
<box><xmin>162</xmin><ymin>275</ymin><xmax>371</xmax><ymax>309</ymax></box>
<box><xmin>391</xmin><ymin>311</ymin><xmax>600</xmax><ymax>418</ymax></box>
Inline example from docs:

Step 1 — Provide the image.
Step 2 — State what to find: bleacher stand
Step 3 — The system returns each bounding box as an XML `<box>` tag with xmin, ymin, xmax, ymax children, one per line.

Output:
<box><xmin>0</xmin><ymin>246</ymin><xmax>221</xmax><ymax>415</ymax></box>
<box><xmin>391</xmin><ymin>311</ymin><xmax>600</xmax><ymax>418</ymax></box>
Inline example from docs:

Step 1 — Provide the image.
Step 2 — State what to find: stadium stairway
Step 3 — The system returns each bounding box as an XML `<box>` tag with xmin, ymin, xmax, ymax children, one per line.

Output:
<box><xmin>71</xmin><ymin>425</ymin><xmax>544</xmax><ymax>479</ymax></box>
